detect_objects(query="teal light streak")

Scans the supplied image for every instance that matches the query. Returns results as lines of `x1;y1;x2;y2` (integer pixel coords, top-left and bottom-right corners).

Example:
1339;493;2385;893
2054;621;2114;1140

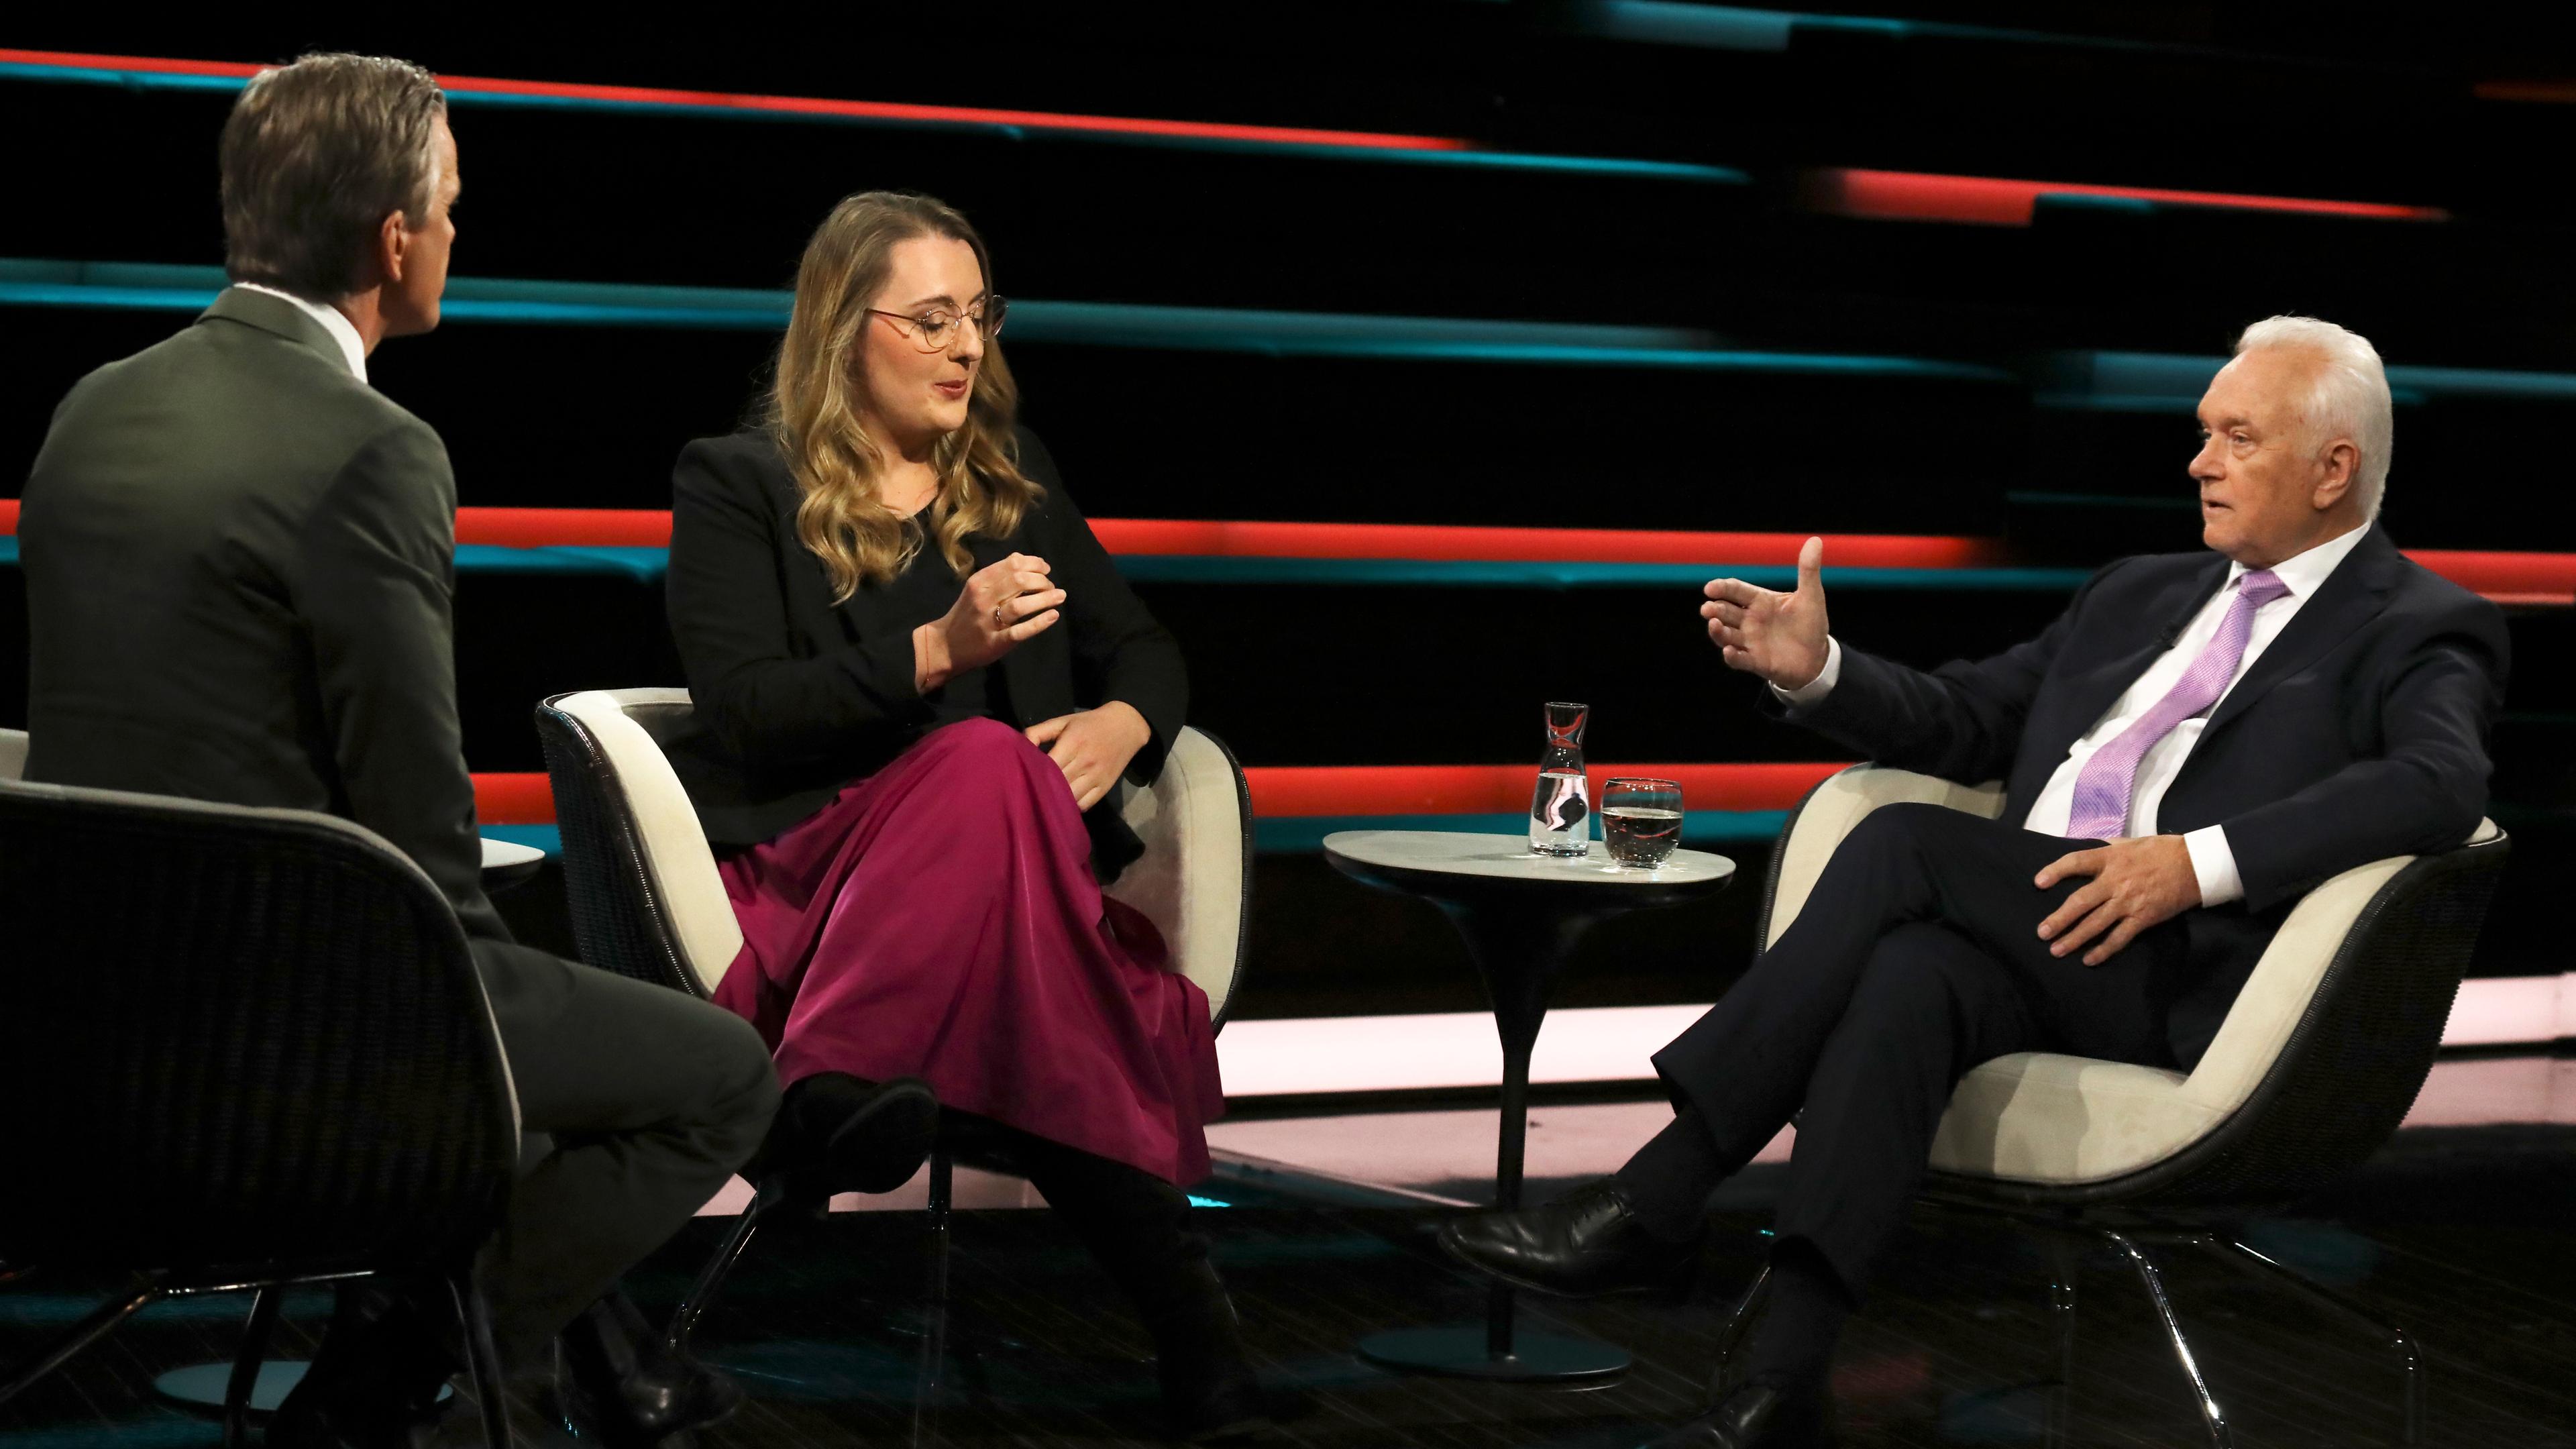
1257;811;1788;852
9;539;2091;594
477;824;563;858
2050;351;2576;407
0;258;2004;375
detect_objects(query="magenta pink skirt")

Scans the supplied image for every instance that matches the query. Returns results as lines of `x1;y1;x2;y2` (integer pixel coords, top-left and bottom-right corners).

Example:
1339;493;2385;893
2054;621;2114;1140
712;717;1224;1183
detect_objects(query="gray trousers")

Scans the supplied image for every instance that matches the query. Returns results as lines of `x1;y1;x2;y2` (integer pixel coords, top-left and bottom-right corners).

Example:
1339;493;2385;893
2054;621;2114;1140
470;939;778;1365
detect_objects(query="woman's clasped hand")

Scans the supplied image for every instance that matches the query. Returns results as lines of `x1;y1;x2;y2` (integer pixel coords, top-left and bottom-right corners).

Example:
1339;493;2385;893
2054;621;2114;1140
913;551;1064;690
1024;702;1152;810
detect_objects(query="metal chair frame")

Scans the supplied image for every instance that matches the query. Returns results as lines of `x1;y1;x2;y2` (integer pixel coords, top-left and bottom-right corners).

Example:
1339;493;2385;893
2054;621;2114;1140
1711;1203;2426;1449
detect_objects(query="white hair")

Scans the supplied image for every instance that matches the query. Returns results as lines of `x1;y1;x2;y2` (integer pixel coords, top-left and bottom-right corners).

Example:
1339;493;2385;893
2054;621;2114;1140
2230;315;2394;521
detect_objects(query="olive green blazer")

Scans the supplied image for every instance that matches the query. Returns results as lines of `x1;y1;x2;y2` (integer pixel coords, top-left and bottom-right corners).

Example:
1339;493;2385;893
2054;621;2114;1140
20;286;504;942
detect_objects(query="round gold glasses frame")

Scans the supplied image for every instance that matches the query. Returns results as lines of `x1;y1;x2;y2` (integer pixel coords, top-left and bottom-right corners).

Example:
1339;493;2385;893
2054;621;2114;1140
867;297;1010;354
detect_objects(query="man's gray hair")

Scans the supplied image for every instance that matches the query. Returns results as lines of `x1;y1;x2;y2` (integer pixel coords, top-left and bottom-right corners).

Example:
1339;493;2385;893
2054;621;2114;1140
220;54;445;301
2232;315;2394;521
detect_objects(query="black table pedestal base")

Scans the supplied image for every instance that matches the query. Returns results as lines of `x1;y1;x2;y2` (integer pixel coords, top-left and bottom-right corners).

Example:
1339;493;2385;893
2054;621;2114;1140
1322;832;1734;1393
1355;1325;1630;1385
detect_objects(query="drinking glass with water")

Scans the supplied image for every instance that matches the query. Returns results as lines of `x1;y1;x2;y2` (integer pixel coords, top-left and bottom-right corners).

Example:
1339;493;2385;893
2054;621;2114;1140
1602;777;1683;869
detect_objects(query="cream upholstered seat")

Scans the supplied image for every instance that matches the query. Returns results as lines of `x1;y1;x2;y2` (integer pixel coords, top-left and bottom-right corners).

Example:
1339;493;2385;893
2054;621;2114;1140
0;728;27;782
531;688;1253;1350
1733;763;2509;1448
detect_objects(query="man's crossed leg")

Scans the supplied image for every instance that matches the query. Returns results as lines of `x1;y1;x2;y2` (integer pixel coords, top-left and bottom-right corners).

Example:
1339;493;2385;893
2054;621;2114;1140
1442;804;2197;1446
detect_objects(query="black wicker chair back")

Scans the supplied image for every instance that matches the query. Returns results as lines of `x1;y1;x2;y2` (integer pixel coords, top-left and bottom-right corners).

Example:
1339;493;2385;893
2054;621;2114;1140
0;776;519;1275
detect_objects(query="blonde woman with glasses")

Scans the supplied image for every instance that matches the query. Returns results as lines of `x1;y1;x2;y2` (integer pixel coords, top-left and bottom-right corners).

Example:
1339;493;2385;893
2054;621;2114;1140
664;192;1265;1441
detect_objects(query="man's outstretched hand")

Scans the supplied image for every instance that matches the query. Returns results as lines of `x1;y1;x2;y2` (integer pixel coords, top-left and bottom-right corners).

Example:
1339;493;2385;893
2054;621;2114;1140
1704;536;1831;691
2035;835;2200;966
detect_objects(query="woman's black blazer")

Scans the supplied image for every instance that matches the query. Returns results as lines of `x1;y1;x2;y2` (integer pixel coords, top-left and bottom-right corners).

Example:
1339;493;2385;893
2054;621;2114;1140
663;425;1187;873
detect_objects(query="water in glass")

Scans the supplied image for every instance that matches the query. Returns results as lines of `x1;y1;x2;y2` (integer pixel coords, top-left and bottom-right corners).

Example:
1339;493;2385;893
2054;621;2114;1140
1529;701;1590;856
1602;777;1682;868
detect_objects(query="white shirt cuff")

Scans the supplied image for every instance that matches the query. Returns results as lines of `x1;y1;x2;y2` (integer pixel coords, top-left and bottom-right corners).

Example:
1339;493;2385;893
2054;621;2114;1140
1768;637;1842;707
2182;825;2243;907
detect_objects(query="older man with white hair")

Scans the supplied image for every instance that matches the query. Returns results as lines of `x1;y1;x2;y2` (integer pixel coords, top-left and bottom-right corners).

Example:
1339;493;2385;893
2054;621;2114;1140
1438;316;2508;1448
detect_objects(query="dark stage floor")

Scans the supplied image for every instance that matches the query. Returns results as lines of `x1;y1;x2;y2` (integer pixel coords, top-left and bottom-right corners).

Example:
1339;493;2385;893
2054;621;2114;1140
7;1114;2576;1448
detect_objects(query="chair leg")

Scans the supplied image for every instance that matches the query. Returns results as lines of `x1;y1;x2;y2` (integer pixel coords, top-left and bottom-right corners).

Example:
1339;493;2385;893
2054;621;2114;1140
2100;1229;2231;1449
445;1265;516;1449
0;1275;164;1407
2042;1235;2080;1449
221;1287;283;1449
916;1147;955;1401
665;1174;790;1355
2212;1236;2424;1446
1706;1260;1774;1402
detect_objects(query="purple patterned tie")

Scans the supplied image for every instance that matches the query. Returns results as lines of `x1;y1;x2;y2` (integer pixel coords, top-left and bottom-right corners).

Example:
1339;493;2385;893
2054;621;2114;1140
2064;568;2292;841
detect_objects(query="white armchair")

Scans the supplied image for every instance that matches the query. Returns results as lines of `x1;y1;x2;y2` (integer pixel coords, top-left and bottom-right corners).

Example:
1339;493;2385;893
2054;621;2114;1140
1727;763;2508;1448
530;688;1253;1348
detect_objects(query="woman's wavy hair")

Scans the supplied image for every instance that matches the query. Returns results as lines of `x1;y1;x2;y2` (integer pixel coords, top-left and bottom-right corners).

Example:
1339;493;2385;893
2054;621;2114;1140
767;191;1042;601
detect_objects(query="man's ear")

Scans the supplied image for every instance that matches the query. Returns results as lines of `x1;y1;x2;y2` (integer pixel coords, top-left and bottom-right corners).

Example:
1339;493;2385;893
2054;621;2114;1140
374;209;411;287
2312;439;2359;511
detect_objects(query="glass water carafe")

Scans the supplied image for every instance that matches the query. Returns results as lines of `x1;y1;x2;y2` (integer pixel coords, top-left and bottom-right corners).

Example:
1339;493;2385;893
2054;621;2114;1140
1528;700;1591;856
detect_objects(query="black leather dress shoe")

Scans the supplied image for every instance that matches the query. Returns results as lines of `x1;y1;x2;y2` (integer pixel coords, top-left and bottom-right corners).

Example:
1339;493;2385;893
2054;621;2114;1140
555;1290;744;1448
1436;1178;1704;1298
1636;1381;1831;1448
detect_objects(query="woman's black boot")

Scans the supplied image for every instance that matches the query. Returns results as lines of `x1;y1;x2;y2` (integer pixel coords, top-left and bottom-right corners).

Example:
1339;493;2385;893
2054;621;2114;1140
760;1071;940;1198
1013;1135;1274;1442
1142;1258;1272;1442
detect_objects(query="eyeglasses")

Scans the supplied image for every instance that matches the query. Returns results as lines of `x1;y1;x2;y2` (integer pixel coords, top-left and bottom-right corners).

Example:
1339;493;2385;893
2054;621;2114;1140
867;297;1008;353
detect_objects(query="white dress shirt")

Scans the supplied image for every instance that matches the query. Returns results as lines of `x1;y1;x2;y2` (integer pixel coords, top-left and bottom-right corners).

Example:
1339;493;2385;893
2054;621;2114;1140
1776;524;2373;906
229;282;368;383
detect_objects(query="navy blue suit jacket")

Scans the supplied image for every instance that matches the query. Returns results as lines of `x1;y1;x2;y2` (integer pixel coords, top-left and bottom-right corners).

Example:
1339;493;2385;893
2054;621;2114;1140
1779;526;2508;1062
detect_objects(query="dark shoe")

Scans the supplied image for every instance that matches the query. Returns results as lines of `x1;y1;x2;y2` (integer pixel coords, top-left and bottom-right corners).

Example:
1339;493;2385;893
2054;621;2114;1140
268;1286;453;1448
1148;1260;1277;1444
1637;1380;1831;1448
264;1393;445;1449
555;1289;744;1448
1170;1377;1274;1444
1437;1178;1705;1298
773;1072;939;1195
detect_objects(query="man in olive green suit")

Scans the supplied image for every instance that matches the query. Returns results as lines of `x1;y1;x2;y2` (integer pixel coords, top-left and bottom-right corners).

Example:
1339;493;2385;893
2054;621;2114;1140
20;55;780;1447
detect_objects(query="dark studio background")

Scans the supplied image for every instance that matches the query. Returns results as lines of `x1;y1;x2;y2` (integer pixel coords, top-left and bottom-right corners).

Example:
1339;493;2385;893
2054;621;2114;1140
4;1;2573;1021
